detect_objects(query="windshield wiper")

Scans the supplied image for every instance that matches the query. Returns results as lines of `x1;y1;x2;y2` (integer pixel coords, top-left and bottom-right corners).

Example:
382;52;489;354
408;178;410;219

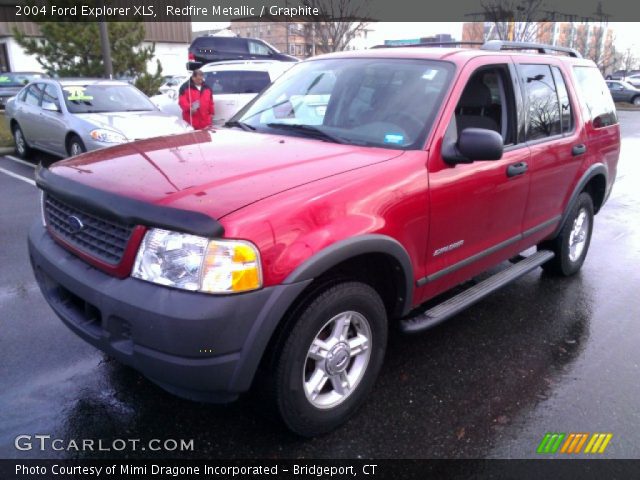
224;120;255;131
266;123;344;144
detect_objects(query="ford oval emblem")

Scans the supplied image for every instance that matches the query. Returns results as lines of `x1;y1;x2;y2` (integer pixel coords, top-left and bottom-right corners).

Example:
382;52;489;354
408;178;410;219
67;215;84;234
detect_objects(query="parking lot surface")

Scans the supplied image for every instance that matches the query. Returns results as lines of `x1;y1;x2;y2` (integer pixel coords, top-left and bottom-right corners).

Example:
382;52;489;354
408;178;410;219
1;112;639;459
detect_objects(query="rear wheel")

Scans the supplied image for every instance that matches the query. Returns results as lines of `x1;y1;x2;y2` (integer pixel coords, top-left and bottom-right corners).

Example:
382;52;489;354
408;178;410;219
13;124;31;159
273;282;387;437
67;135;86;157
539;192;594;276
632;96;640;106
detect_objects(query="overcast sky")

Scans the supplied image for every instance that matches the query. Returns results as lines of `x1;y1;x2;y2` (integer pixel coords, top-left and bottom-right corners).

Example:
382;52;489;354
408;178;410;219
192;22;638;50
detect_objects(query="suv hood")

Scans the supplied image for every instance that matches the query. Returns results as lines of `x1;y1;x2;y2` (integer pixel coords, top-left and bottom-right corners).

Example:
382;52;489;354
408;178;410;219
75;111;191;139
48;128;404;219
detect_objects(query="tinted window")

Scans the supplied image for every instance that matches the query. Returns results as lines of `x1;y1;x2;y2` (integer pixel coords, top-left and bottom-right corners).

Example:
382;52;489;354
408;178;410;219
573;66;617;127
205;71;271;94
248;40;271;56
521;64;561;140
192;37;248;54
551;66;573;134
24;83;44;106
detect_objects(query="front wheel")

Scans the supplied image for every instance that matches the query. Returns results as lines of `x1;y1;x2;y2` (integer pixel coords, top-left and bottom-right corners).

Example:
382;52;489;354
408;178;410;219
273;282;387;437
539;192;594;276
632;96;640;106
67;135;86;157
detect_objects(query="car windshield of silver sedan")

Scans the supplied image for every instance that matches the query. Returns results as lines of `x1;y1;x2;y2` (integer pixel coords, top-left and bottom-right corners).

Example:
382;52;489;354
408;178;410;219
233;58;453;149
62;84;156;114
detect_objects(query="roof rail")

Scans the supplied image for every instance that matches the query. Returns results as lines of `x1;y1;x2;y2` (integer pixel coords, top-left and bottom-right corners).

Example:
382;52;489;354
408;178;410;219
481;40;582;58
371;41;483;49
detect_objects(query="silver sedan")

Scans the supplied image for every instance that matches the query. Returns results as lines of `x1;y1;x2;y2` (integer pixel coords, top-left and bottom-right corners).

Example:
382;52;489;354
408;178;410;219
5;78;192;158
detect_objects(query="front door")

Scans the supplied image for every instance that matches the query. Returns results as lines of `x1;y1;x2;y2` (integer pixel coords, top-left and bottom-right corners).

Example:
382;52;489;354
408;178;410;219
421;59;531;300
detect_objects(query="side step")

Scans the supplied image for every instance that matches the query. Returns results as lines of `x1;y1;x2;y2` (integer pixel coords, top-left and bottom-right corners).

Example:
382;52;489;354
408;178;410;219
400;250;555;334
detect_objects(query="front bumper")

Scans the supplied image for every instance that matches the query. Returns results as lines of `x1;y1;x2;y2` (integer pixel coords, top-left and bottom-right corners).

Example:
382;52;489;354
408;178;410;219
28;222;309;402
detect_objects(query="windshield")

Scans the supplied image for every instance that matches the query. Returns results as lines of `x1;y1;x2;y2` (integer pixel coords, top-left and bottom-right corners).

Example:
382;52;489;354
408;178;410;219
62;84;156;113
0;73;44;87
233;58;454;149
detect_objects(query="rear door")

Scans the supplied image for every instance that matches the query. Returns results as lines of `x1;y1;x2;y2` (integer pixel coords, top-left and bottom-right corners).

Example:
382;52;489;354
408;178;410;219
423;58;531;299
517;61;584;234
15;82;45;144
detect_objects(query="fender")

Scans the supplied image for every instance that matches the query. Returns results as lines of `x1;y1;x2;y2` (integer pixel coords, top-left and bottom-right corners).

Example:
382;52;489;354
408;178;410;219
551;163;608;238
283;234;415;316
228;234;415;392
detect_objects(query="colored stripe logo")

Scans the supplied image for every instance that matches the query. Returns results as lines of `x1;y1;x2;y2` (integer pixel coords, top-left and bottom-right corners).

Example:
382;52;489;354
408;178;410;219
537;433;612;454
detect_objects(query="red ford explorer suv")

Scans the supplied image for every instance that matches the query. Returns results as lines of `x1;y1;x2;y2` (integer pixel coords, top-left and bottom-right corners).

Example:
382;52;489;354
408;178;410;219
29;41;620;436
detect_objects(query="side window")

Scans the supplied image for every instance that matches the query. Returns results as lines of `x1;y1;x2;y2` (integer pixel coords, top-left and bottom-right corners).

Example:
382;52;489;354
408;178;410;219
248;40;270;56
573;66;617;127
520;64;561;140
24;83;44;106
449;65;516;146
42;84;60;109
551;66;573;134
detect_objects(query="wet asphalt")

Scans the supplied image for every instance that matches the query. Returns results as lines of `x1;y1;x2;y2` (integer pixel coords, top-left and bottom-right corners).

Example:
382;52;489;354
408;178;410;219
0;112;639;460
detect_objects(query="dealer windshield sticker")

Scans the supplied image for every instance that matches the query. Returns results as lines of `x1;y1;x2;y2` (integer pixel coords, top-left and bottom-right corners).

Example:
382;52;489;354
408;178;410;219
64;86;94;101
0;76;10;83
422;69;439;80
384;133;404;144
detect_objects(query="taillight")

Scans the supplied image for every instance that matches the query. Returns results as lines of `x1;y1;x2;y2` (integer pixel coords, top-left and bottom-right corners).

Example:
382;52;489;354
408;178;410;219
188;52;195;61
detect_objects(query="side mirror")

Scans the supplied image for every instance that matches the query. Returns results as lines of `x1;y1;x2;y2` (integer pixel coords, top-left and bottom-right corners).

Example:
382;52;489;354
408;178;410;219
442;128;503;165
42;101;60;112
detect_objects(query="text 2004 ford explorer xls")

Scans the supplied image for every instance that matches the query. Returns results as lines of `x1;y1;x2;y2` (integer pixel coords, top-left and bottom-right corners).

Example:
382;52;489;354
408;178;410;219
29;41;620;436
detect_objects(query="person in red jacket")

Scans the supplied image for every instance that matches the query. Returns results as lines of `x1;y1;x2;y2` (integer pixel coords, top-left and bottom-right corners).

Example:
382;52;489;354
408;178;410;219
178;70;214;129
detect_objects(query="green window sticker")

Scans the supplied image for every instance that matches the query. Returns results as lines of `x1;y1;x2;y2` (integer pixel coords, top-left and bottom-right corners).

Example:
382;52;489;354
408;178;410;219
0;76;10;83
64;86;94;101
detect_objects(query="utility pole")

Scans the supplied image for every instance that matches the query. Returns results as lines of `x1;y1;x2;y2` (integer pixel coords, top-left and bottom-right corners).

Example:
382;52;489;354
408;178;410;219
97;0;113;78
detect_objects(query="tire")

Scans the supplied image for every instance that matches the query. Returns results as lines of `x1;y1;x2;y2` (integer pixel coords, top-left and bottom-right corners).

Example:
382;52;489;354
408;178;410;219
632;96;640;106
273;282;387;437
67;135;86;157
538;192;594;276
13;124;31;159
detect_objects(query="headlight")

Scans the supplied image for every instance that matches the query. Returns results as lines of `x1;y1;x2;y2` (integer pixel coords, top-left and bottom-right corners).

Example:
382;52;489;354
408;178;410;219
90;129;126;143
132;228;262;294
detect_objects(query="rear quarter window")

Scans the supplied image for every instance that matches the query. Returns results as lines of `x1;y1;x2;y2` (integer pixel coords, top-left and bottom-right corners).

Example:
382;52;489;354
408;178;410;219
572;66;617;127
205;70;271;94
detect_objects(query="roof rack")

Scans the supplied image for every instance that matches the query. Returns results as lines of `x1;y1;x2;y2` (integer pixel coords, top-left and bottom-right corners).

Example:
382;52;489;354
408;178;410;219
480;40;582;58
371;41;483;49
371;40;582;58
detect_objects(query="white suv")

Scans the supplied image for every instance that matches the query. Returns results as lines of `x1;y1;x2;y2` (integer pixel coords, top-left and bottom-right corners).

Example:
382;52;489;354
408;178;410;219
151;60;295;126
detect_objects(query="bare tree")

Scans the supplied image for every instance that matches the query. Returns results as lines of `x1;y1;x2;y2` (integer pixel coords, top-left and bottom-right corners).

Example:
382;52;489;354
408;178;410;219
302;0;370;53
621;48;638;72
481;0;544;42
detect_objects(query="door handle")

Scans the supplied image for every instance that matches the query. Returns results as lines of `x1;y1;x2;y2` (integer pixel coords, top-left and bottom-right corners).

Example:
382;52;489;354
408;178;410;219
572;144;587;156
507;161;528;178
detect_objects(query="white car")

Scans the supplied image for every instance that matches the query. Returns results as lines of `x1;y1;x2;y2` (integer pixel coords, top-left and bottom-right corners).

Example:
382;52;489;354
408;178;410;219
151;60;295;126
158;74;189;95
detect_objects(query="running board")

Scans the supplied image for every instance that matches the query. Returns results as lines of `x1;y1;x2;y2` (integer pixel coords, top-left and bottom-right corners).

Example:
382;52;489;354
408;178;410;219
400;250;555;334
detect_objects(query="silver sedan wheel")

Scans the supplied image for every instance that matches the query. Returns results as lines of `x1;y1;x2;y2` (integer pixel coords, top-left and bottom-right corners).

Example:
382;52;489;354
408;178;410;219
70;142;83;156
303;310;372;409
634;97;640;106
568;207;590;262
15;128;26;155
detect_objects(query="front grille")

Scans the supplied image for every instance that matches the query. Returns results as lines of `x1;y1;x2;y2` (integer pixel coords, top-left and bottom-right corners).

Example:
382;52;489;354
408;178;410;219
44;194;134;265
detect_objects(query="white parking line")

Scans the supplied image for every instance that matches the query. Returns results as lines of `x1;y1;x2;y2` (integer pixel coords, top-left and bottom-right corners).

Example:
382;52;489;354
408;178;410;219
0;167;36;186
5;155;36;169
